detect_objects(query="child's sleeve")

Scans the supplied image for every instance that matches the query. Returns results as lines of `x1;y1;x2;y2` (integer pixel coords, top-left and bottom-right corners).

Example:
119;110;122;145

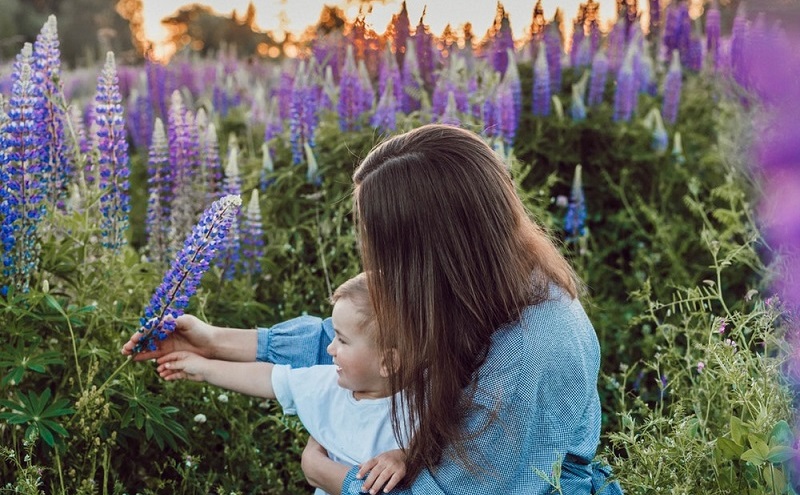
256;315;335;367
270;364;296;414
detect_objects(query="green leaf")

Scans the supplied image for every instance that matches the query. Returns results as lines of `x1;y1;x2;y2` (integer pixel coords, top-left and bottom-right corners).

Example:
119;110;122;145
769;420;794;447
748;434;771;459
740;448;766;466
717;437;745;460
766;446;796;464
731;416;749;445
43;294;65;315
763;465;787;494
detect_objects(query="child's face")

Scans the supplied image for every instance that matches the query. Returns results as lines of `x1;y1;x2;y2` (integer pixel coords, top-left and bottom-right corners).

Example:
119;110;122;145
327;297;388;400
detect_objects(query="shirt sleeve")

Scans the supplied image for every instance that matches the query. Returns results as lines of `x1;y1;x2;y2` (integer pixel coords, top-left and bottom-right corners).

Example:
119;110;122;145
255;315;335;367
270;364;296;415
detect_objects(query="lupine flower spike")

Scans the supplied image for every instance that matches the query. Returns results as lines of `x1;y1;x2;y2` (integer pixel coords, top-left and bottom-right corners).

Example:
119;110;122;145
94;51;130;251
259;142;275;191
304;142;322;186
241;190;265;278
532;43;551;117
662;50;683;125
218;143;242;280
565;164;587;242
0;44;47;295
134;195;242;353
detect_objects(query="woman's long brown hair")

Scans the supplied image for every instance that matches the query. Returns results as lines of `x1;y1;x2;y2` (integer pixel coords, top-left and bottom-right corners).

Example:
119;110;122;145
353;124;580;481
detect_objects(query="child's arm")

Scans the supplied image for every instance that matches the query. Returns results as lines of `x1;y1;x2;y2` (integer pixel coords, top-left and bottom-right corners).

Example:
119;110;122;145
156;351;276;399
356;449;407;494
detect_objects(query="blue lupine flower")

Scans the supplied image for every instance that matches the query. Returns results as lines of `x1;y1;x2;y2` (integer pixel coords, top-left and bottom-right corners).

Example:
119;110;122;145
705;2;721;71
564;165;586;241
218;145;242;280
662;50;682;125
196;109;221;206
289;65;319;165
134;194;242;353
33;15;70;211
145;118;171;263
259;143;276;191
167;90;200;243
607;18;626;74
544;23;562;94
496;82;516;147
532;44;551;117
371;78;398;133
587;50;609;107
570;84;587;122
613;48;636;122
304;142;322;187
0;43;48;295
241;190;265;278
94;52;130;251
400;42;422;113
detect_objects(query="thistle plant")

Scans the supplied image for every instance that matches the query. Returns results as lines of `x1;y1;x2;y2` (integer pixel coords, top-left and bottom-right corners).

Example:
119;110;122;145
0;44;47;295
94;52;130;251
134;194;242;353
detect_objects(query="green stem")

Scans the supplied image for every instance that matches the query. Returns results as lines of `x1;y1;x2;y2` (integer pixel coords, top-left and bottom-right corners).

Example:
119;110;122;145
55;447;65;495
96;356;132;397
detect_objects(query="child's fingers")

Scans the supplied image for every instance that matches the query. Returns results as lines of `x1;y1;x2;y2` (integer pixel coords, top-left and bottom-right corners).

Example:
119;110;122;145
357;458;378;479
365;469;393;495
382;472;403;493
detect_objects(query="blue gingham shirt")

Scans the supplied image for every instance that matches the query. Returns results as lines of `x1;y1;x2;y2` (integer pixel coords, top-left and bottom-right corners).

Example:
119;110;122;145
257;287;622;495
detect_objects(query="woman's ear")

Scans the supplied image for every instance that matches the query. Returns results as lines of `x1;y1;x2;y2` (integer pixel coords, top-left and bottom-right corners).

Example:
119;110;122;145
379;348;400;378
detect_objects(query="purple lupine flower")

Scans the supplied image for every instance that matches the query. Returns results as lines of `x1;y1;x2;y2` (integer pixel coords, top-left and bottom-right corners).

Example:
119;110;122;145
439;91;461;127
730;6;748;87
575;37;592;69
532;44;551;117
126;88;153;152
608;18;627;74
687;35;703;72
259;143;276;191
145;118;171;263
357;60;376;117
570;17;585;68
338;47;362;132
0;44;48;295
218;146;242;280
587;50;609;106
570;83;587;121
379;45;403;110
648;0;661;36
134;194;242;353
564;165;586;241
544;23;562;94
263;96;282;142
94;52;130;251
400;42;423;113
289;67;319;165
392;1;411;70
276;70;294;120
482;88;499;139
504;50;522;122
241;190;265;278
496;82;516;147
613;48;636;122
33;15;71;211
705;2;721;71
638;47;657;96
167;90;201;245
492;12;515;75
371;77;398;133
196;109;222;206
145;58;170;120
662;50;682;125
415;12;435;87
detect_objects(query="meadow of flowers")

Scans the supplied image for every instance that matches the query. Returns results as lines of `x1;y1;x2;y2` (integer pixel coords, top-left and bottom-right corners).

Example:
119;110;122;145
1;1;798;493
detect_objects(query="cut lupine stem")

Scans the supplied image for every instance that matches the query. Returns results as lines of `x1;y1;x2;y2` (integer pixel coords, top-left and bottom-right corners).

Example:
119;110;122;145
134;194;242;353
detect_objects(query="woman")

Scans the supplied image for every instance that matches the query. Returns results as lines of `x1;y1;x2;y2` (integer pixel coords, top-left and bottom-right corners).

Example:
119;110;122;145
124;124;620;494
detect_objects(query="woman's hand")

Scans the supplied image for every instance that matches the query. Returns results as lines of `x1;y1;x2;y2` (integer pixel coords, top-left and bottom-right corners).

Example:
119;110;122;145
302;436;349;495
121;314;215;361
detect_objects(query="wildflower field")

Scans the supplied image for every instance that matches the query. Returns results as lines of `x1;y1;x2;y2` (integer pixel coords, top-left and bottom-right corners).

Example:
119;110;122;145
1;1;799;493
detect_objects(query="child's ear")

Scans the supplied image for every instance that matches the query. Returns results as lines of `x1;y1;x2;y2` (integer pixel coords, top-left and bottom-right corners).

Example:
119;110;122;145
379;348;400;378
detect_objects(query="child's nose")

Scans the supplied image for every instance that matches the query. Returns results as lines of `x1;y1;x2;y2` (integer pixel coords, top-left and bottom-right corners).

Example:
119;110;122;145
326;341;335;356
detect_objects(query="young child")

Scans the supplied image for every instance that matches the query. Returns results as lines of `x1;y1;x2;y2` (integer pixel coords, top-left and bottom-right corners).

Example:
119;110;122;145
155;273;406;495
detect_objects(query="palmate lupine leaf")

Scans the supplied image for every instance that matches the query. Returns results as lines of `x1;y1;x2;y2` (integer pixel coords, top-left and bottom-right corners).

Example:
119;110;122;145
134;194;241;353
0;388;74;446
0;340;64;386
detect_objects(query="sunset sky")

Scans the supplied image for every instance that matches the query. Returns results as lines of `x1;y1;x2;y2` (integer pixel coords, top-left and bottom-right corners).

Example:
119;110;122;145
140;0;628;46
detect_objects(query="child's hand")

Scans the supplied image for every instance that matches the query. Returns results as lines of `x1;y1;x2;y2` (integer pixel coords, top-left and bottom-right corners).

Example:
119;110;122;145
156;351;209;382
357;449;407;494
